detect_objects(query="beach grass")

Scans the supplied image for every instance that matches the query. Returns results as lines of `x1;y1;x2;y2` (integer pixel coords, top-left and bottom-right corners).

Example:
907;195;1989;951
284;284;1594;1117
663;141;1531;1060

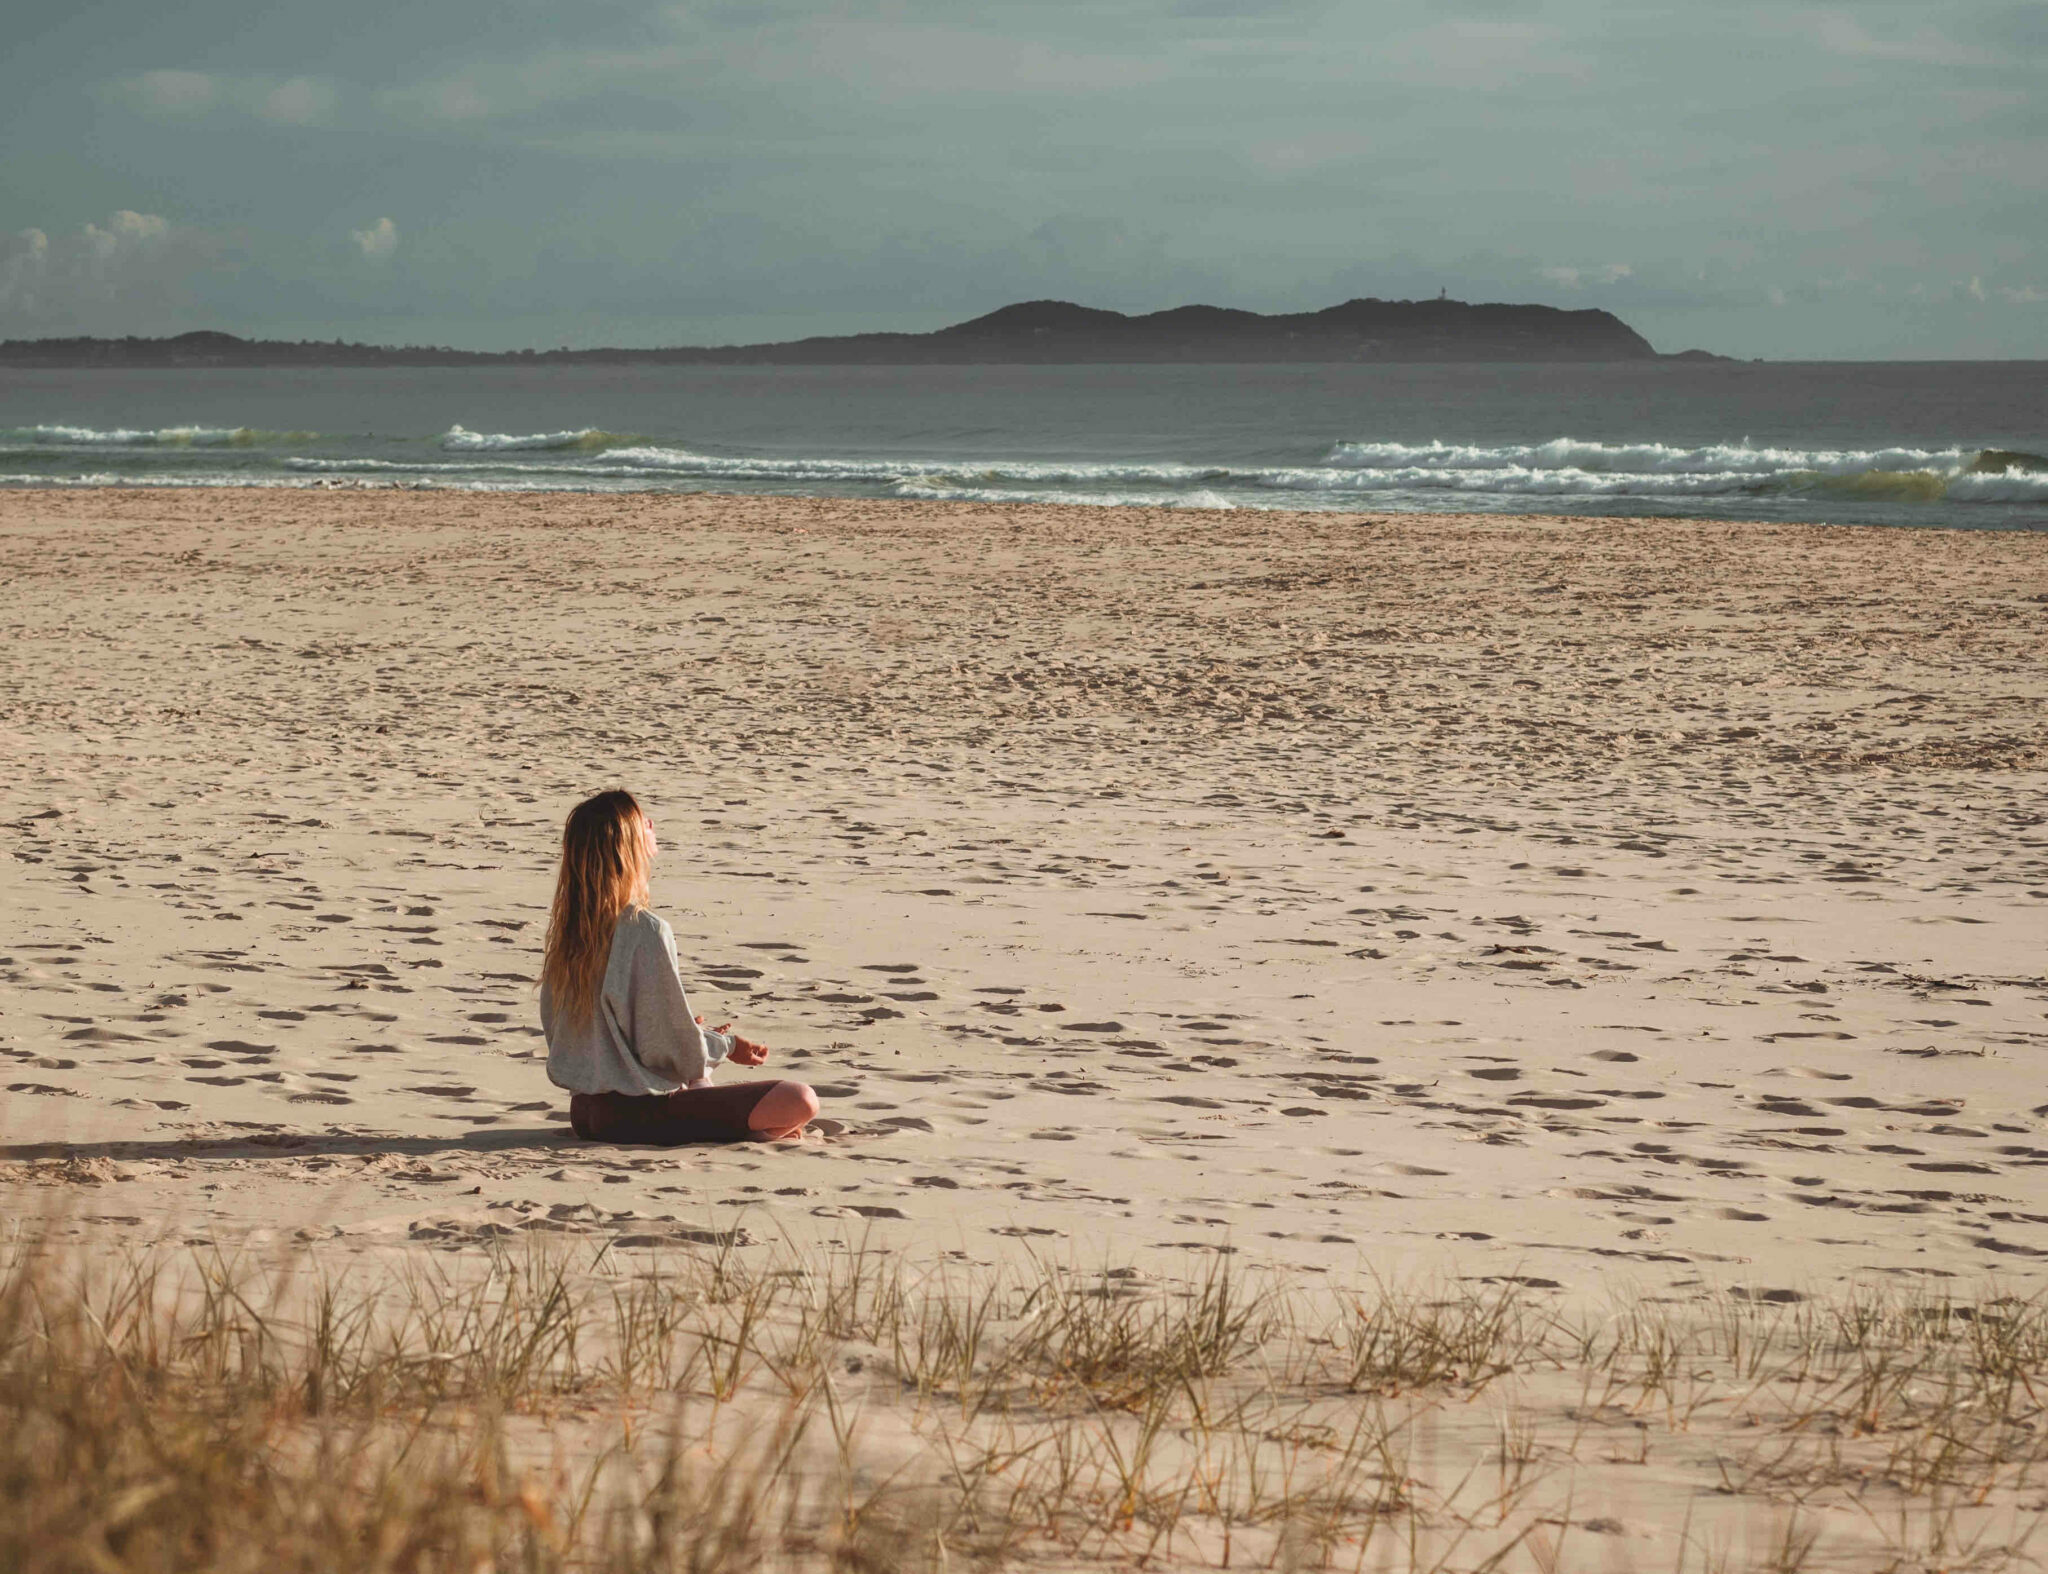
6;1219;2047;1572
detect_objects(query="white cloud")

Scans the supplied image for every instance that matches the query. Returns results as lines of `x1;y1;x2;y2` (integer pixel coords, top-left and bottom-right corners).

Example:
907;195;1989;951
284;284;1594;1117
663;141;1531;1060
0;211;184;329
119;70;337;125
259;77;337;124
2000;285;2047;304
0;229;51;312
1539;262;1632;289
84;211;169;261
133;69;217;112
351;217;400;260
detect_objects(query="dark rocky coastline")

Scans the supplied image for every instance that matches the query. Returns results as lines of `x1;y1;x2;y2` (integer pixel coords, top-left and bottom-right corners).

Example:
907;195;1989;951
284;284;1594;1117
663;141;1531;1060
0;296;1696;367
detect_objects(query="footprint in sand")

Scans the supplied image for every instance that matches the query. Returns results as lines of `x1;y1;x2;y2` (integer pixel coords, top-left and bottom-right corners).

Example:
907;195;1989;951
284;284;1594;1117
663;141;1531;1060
63;1025;148;1045
1509;1093;1607;1110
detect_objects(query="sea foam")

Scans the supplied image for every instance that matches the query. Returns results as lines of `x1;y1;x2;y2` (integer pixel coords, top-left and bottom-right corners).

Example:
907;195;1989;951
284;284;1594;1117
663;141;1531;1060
440;425;631;452
4;424;294;447
1323;438;1978;477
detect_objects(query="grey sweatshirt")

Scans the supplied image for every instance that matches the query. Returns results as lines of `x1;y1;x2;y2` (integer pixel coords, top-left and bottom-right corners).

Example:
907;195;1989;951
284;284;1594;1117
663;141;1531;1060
540;908;735;1096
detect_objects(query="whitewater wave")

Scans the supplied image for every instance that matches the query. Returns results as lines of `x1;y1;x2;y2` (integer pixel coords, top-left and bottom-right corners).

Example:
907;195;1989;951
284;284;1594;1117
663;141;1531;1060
1324;438;1979;477
440;425;633;452
2;423;2039;517
0;469;653;493
893;477;1240;509
286;456;497;474
599;447;1242;486
4;424;305;447
1304;438;2048;505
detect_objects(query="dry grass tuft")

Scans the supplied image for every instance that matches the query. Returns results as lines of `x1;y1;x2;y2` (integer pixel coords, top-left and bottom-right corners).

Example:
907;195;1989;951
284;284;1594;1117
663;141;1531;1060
6;1220;2048;1570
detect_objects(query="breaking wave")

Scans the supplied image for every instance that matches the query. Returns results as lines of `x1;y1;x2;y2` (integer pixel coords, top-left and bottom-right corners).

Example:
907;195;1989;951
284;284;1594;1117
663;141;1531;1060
3;424;305;447
439;425;633;452
893;477;1239;509
1;417;2039;522
1324;438;1980;476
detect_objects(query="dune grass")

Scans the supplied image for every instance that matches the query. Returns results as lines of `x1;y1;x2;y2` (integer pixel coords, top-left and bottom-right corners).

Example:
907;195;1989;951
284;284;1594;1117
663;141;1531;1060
4;1219;2047;1571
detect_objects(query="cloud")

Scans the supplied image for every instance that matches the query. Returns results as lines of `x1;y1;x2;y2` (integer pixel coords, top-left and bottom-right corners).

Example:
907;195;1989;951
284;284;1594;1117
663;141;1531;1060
133;69;217;112
413;79;493;121
0;229;51;312
259;77;337;124
1539;262;1632;289
351;217;400;260
0;211;192;330
83;210;168;261
2000;284;2047;304
118;70;338;125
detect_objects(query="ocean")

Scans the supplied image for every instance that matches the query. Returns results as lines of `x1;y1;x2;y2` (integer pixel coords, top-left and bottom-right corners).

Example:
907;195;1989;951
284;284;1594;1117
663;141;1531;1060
1;359;2042;532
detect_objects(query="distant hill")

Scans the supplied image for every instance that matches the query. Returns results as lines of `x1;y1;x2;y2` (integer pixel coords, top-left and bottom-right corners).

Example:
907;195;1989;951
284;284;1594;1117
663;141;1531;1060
0;297;1695;367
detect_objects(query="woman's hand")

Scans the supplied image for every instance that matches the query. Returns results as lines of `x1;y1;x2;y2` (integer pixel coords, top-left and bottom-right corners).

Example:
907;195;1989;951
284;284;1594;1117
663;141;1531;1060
699;1012;769;1066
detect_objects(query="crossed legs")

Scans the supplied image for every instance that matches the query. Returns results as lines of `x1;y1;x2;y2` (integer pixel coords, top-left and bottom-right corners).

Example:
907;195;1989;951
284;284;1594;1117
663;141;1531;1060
569;1079;820;1145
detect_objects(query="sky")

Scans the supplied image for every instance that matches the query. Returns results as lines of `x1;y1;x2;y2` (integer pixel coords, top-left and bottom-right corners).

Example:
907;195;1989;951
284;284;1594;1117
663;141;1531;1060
2;0;2044;358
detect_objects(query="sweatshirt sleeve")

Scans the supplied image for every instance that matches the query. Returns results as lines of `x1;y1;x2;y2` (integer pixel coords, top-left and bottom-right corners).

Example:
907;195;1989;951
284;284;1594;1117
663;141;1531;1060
618;915;721;1085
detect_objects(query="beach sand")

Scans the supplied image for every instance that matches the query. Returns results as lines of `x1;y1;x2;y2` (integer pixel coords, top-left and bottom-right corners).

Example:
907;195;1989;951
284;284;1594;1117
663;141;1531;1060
5;488;2047;1565
4;486;2046;1287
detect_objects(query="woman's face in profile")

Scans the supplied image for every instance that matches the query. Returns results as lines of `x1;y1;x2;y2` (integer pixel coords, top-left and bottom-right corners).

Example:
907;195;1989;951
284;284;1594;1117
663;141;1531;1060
641;813;659;863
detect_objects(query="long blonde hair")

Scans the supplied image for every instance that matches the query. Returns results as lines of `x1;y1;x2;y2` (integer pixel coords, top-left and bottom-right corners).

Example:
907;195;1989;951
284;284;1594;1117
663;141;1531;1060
542;790;653;1026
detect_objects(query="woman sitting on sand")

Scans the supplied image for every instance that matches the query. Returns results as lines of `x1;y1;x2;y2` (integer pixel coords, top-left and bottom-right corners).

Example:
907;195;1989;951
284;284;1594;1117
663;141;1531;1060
540;790;819;1144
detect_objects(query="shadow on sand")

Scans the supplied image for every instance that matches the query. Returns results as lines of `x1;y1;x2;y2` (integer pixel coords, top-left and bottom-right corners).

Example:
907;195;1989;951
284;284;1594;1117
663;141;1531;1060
0;1126;585;1165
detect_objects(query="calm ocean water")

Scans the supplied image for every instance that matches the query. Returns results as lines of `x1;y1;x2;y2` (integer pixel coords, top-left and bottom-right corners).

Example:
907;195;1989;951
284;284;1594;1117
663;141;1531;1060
1;360;2043;531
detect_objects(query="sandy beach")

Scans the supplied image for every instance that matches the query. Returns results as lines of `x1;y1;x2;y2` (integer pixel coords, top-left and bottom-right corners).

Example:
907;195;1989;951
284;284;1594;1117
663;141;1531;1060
5;487;2047;1566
